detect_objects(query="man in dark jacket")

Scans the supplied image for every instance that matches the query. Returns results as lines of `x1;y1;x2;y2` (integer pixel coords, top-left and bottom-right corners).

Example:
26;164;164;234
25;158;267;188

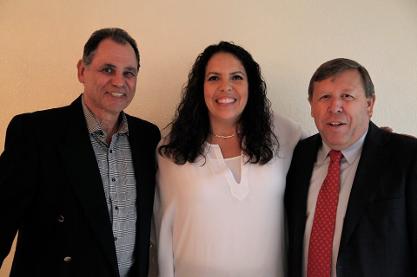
285;58;417;277
0;27;161;277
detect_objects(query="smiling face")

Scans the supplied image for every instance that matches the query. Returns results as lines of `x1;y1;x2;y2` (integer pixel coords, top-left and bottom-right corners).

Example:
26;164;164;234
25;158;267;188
203;52;248;128
77;38;138;122
310;69;375;150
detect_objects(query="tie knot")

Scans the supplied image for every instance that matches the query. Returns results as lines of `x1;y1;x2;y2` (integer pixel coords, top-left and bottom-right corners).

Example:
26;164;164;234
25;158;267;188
329;150;342;162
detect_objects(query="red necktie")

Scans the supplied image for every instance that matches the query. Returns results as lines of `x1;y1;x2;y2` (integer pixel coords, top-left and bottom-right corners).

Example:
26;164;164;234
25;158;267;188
307;150;342;277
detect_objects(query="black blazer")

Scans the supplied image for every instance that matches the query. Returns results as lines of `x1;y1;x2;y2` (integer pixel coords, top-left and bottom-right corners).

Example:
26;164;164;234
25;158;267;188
285;122;417;277
0;97;161;277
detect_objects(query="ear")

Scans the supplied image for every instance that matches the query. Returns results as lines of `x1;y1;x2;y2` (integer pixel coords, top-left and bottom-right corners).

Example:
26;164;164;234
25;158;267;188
367;95;376;117
309;97;314;117
77;60;86;83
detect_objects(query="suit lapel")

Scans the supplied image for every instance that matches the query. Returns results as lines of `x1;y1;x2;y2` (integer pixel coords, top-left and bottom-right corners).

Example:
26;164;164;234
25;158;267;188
58;97;119;274
339;122;389;251
127;116;158;274
127;116;154;233
297;135;322;231
291;135;322;260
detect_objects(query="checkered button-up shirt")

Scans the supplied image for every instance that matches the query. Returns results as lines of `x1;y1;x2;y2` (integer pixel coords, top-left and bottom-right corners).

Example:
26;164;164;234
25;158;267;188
82;100;137;277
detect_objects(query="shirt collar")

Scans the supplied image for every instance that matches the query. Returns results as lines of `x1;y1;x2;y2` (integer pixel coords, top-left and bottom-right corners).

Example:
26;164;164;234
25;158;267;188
317;131;367;165
81;95;129;137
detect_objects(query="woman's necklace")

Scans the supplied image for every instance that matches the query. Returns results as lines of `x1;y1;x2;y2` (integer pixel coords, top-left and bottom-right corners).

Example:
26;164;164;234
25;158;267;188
213;133;236;139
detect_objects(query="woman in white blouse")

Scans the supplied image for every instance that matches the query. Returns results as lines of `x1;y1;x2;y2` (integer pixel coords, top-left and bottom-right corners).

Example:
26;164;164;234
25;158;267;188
154;42;303;277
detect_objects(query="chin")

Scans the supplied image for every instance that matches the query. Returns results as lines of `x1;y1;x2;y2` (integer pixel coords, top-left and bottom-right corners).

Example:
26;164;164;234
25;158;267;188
323;137;347;149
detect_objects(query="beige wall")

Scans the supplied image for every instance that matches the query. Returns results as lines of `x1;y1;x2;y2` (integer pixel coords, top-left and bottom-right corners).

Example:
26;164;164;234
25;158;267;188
1;0;416;275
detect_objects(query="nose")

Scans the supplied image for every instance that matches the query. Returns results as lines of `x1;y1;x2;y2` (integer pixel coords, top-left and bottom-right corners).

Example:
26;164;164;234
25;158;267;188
111;73;125;88
219;79;232;92
328;98;343;113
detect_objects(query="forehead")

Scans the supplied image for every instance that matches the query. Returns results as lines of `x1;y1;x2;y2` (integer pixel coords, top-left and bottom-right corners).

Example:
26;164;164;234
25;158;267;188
206;52;245;71
313;69;364;92
91;38;138;68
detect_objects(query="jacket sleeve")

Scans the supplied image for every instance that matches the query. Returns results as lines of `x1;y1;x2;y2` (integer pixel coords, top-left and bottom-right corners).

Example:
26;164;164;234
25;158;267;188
406;145;417;275
0;114;38;265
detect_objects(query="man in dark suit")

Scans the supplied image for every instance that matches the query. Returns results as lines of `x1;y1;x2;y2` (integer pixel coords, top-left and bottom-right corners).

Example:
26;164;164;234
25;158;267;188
0;28;160;277
285;58;417;277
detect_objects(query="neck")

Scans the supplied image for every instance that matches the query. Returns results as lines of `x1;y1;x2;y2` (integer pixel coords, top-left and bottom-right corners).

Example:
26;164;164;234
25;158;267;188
210;131;241;158
100;116;119;135
83;100;120;138
210;120;238;138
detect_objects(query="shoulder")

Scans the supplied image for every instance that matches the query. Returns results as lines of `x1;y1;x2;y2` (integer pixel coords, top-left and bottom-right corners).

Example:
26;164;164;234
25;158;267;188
156;136;207;167
387;130;417;147
126;114;161;140
368;122;417;154
126;114;159;131
291;133;321;159
297;132;321;147
272;112;303;148
156;136;182;165
382;130;417;156
8;104;73;130
4;105;74;150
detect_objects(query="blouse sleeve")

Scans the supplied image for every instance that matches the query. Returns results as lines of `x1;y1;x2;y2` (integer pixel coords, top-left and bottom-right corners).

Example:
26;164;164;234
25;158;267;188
154;152;176;277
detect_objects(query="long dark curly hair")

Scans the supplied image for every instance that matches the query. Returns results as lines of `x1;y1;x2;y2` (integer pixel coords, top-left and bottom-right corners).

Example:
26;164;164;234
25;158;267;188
159;41;278;165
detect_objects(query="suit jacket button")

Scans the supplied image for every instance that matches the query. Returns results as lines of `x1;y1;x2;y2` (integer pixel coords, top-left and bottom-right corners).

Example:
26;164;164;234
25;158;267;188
63;256;72;263
57;215;65;223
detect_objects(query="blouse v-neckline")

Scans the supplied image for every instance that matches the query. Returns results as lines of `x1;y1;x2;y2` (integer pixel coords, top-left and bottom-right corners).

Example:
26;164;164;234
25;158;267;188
206;143;249;200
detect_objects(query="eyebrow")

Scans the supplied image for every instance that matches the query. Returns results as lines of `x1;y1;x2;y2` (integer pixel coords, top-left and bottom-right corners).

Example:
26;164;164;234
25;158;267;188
231;71;246;75
206;71;246;76
101;64;137;73
124;66;138;73
101;63;116;69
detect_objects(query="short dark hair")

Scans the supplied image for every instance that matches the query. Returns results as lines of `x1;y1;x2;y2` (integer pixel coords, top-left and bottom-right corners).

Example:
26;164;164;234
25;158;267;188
82;27;140;69
308;58;375;100
159;41;278;165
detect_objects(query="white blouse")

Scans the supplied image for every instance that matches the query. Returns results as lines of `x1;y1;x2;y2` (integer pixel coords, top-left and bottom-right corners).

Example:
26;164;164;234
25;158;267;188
154;114;303;277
